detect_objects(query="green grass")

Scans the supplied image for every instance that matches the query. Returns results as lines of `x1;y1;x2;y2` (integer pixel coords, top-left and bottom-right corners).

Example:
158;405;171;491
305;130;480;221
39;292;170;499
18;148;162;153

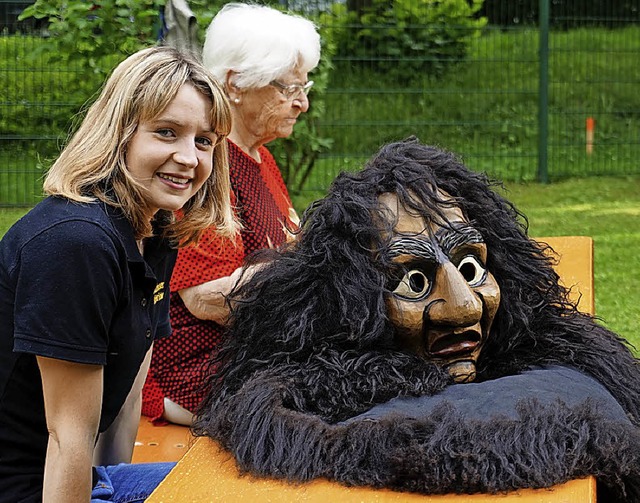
0;149;46;206
501;176;640;353
0;208;29;233
291;175;640;354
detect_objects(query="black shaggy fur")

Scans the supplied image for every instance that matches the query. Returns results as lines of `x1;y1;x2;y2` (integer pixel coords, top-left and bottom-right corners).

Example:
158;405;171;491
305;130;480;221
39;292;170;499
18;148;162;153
194;139;640;501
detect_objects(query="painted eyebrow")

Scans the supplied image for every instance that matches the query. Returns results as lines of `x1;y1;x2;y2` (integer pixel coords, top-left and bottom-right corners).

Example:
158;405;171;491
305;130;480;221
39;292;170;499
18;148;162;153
436;224;484;256
388;237;437;261
387;224;484;262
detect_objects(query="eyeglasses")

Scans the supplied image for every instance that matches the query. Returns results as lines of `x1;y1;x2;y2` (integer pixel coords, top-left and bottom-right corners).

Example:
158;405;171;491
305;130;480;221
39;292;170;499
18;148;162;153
269;80;314;100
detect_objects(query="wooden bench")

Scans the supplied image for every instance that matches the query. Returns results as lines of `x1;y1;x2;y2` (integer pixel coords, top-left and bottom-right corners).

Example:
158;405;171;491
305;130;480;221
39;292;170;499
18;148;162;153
131;417;193;464
137;236;597;502
147;438;596;502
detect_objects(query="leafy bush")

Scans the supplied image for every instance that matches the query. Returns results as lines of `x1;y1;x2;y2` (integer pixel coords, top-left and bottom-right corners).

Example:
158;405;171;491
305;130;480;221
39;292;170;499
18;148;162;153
19;0;163;76
332;0;486;80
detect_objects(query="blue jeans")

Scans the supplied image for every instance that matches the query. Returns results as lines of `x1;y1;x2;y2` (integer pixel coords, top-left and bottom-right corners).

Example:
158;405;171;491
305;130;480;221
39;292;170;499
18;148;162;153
91;462;176;503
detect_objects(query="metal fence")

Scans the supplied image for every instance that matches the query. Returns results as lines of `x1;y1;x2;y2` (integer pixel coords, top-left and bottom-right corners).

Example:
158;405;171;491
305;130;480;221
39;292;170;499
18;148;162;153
1;0;639;206
306;0;640;191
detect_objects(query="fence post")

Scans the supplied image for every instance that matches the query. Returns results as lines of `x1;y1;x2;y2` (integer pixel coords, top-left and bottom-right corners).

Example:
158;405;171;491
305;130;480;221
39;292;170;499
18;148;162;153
538;0;550;183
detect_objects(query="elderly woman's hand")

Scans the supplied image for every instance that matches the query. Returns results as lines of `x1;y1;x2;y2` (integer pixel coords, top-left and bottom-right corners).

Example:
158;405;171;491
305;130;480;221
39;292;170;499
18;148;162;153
178;265;263;324
284;208;301;244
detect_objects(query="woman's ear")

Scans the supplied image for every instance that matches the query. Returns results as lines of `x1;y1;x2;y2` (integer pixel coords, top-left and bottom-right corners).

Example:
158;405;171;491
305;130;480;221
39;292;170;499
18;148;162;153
225;71;241;103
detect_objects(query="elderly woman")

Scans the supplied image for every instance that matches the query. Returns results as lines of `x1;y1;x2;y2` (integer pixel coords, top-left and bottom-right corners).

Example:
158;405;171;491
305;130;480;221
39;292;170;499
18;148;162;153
142;3;321;425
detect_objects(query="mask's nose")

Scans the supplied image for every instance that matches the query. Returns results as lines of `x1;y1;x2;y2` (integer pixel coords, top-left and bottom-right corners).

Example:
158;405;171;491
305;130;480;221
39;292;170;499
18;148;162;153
426;262;483;327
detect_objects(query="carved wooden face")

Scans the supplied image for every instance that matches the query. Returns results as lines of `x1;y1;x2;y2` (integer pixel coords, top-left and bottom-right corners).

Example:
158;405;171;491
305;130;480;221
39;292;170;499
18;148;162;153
380;192;500;383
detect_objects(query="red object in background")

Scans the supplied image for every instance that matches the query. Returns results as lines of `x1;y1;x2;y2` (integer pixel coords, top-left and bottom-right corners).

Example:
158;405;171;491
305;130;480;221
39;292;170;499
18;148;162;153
586;117;595;155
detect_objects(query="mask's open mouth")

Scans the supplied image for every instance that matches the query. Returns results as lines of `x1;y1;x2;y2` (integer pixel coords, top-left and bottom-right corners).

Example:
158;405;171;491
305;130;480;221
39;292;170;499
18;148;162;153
427;331;481;359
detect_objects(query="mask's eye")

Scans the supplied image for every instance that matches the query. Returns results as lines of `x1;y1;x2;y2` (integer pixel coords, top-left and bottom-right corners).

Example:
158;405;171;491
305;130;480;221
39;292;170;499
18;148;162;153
393;270;430;300
458;255;487;287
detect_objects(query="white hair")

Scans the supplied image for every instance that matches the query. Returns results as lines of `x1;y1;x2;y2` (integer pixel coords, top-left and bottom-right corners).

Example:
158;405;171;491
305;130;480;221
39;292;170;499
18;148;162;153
202;3;321;89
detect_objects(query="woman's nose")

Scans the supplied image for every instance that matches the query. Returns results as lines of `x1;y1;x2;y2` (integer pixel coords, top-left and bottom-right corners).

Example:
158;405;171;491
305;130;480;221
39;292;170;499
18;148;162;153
173;140;199;168
293;93;310;112
426;262;483;327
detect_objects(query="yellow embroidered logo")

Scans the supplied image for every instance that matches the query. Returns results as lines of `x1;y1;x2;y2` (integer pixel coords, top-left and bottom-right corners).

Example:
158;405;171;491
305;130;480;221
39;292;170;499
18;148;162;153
153;282;165;304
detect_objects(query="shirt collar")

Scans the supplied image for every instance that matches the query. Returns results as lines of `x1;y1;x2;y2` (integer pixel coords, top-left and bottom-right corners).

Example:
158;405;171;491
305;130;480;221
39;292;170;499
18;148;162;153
102;203;173;265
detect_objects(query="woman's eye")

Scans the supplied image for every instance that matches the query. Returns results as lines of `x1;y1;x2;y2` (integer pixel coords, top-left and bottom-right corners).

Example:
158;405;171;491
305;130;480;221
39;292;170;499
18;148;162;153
458;255;487;287
393;270;430;300
196;136;213;148
156;129;174;138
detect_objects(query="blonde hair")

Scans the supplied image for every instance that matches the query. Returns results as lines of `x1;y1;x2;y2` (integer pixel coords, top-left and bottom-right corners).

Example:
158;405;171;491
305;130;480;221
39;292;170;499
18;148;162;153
44;45;237;246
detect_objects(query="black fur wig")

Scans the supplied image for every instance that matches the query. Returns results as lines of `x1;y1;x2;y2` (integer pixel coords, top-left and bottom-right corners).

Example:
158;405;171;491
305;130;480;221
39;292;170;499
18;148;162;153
194;139;640;501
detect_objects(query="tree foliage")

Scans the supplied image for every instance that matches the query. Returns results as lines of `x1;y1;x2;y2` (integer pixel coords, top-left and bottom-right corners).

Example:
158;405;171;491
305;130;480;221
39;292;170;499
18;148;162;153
20;0;164;78
333;0;486;80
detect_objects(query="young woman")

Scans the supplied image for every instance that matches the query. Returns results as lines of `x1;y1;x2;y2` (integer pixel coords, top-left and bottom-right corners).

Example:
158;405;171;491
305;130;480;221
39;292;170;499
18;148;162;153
0;45;236;502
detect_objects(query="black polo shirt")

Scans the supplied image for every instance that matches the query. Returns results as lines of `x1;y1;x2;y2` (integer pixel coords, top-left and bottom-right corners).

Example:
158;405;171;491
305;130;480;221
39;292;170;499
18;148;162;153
0;197;177;502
